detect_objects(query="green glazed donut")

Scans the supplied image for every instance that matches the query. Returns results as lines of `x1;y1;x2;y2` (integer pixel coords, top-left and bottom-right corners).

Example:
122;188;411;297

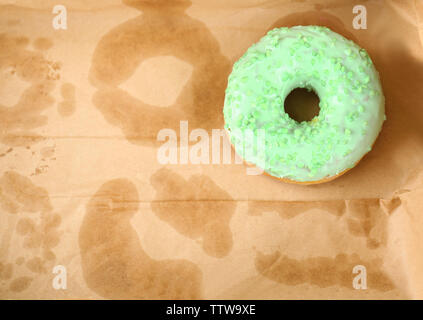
223;25;385;183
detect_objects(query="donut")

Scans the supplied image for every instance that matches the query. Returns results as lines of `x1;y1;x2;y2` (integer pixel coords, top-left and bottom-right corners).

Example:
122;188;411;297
223;26;385;184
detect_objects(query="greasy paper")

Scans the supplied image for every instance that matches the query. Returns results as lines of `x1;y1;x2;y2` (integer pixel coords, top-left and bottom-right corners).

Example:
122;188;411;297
0;0;423;299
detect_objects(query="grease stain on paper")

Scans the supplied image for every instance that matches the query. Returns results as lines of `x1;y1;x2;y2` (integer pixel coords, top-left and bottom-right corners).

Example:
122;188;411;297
57;82;76;117
255;251;394;291
89;0;231;146
0;171;61;294
33;37;53;51
248;197;400;249
79;178;203;299
0;33;60;147
150;168;235;258
8;276;32;292
0;262;13;280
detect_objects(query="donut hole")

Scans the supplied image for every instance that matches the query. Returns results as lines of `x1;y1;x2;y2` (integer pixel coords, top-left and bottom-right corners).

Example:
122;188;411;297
284;88;320;122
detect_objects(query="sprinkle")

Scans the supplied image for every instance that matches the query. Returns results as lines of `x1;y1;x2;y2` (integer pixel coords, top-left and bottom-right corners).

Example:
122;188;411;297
359;48;368;57
363;76;370;84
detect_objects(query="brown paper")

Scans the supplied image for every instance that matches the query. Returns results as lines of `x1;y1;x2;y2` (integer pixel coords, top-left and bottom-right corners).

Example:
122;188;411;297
1;0;423;299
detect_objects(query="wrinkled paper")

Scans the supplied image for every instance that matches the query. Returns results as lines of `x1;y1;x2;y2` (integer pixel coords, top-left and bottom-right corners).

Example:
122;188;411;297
0;0;423;299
